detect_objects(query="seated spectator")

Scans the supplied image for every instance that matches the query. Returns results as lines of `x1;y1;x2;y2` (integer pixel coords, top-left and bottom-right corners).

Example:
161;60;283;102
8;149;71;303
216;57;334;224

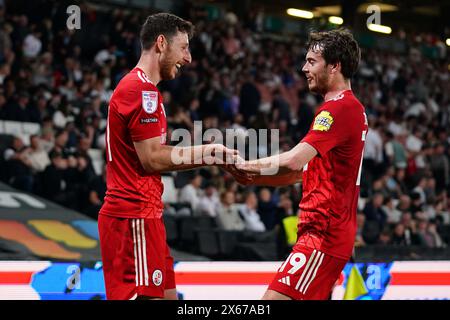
26;134;50;173
391;223;408;246
397;194;411;213
41;150;77;209
51;129;74;158
216;191;245;231
363;192;388;230
257;188;277;230
197;182;220;218
355;212;366;247
84;166;107;220
238;192;266;232
410;191;424;216
378;227;392;245
426;220;446;248
3;91;40;123
178;173;203;214
416;218;430;246
382;196;402;224
394;168;409;196
412;177;427;205
3;136;34;192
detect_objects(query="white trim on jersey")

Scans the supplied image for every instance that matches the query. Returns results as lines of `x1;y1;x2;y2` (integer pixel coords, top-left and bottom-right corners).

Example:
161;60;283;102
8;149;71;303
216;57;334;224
140;219;149;286
129;293;138;300
132;220;139;286
132;219;149;287
295;250;325;293
106;114;112;162
302;251;325;294
137;71;150;83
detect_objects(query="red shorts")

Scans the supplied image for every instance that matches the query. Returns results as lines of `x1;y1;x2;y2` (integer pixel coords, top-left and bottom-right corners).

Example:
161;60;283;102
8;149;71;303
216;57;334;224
98;215;176;300
268;244;347;300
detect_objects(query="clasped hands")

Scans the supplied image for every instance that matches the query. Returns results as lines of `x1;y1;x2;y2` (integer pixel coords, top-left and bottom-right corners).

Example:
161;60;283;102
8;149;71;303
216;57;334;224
205;144;262;185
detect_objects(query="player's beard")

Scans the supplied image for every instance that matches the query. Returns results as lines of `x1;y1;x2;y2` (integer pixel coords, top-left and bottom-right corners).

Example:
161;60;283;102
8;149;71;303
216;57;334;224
160;48;178;81
310;68;329;96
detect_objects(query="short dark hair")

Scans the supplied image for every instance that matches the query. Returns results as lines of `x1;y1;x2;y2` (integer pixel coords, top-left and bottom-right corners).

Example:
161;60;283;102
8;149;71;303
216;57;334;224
140;13;194;50
306;28;361;79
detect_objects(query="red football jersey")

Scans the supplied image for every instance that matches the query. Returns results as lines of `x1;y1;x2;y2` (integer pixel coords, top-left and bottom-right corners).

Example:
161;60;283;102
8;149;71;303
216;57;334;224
99;67;167;219
298;90;368;260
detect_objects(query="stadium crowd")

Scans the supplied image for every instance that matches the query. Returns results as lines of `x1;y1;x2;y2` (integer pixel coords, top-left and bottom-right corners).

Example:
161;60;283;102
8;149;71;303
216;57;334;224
0;1;449;256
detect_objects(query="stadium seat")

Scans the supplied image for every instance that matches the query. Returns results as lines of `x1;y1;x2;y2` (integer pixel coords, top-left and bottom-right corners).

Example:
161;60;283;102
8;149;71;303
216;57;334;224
196;229;220;257
179;216;215;251
22;122;41;135
163;214;178;245
217;230;240;258
178;216;198;248
3;121;22;136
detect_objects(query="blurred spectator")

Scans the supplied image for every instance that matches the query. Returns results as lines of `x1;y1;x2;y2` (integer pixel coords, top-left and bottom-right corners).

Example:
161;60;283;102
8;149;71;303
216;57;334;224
363;117;384;183
216;191;245;231
178;173;203;214
3;136;33;192
197;182;220;218
238;191;266;232
385;130;408;169
26;134;50;173
391;223;409;246
363;192;388;230
84;166;107;220
397;194;411;213
355;213;366;247
382;196;402;224
3;91;40;122
429;143;449;193
41;150;77;208
257;188;277;231
378;227;392;245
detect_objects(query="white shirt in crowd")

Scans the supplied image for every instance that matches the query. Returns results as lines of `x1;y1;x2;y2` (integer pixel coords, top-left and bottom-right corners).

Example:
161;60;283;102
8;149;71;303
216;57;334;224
178;184;202;213
197;192;221;218
238;205;266;232
23;34;42;58
364;128;384;163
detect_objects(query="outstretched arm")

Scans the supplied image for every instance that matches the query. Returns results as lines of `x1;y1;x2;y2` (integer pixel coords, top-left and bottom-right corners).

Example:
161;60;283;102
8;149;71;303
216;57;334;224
236;142;318;176
134;136;237;173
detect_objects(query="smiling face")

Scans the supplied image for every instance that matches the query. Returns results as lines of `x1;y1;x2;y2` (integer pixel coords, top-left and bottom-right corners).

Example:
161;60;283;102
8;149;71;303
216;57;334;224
302;47;330;94
160;31;192;81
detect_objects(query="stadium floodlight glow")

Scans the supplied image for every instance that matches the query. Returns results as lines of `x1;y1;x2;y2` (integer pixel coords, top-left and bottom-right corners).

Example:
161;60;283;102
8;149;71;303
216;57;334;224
446;38;450;47
329;16;343;25
287;8;314;19
367;23;392;34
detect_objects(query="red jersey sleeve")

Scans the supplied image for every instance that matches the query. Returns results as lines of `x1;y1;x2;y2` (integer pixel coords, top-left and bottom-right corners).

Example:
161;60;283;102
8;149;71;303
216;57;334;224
301;102;349;157
126;86;163;142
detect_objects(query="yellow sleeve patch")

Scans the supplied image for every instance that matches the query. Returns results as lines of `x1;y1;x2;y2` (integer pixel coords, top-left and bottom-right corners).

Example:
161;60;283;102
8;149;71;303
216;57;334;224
312;111;334;132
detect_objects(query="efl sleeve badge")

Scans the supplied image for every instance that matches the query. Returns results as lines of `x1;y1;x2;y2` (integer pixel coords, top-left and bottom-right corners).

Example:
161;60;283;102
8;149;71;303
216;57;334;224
142;91;158;114
312;111;334;131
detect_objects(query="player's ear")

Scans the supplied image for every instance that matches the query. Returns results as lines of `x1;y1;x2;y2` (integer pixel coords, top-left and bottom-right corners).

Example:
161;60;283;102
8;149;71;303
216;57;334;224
155;35;167;53
330;61;341;74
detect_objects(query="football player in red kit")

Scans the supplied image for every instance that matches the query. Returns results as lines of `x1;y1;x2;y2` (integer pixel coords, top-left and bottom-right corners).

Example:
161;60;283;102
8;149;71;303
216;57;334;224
98;13;240;300
235;29;368;300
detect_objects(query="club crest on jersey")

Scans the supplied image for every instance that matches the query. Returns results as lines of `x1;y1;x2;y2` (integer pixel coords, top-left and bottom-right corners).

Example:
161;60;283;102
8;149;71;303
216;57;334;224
142;91;158;114
152;269;163;286
313;111;334;132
